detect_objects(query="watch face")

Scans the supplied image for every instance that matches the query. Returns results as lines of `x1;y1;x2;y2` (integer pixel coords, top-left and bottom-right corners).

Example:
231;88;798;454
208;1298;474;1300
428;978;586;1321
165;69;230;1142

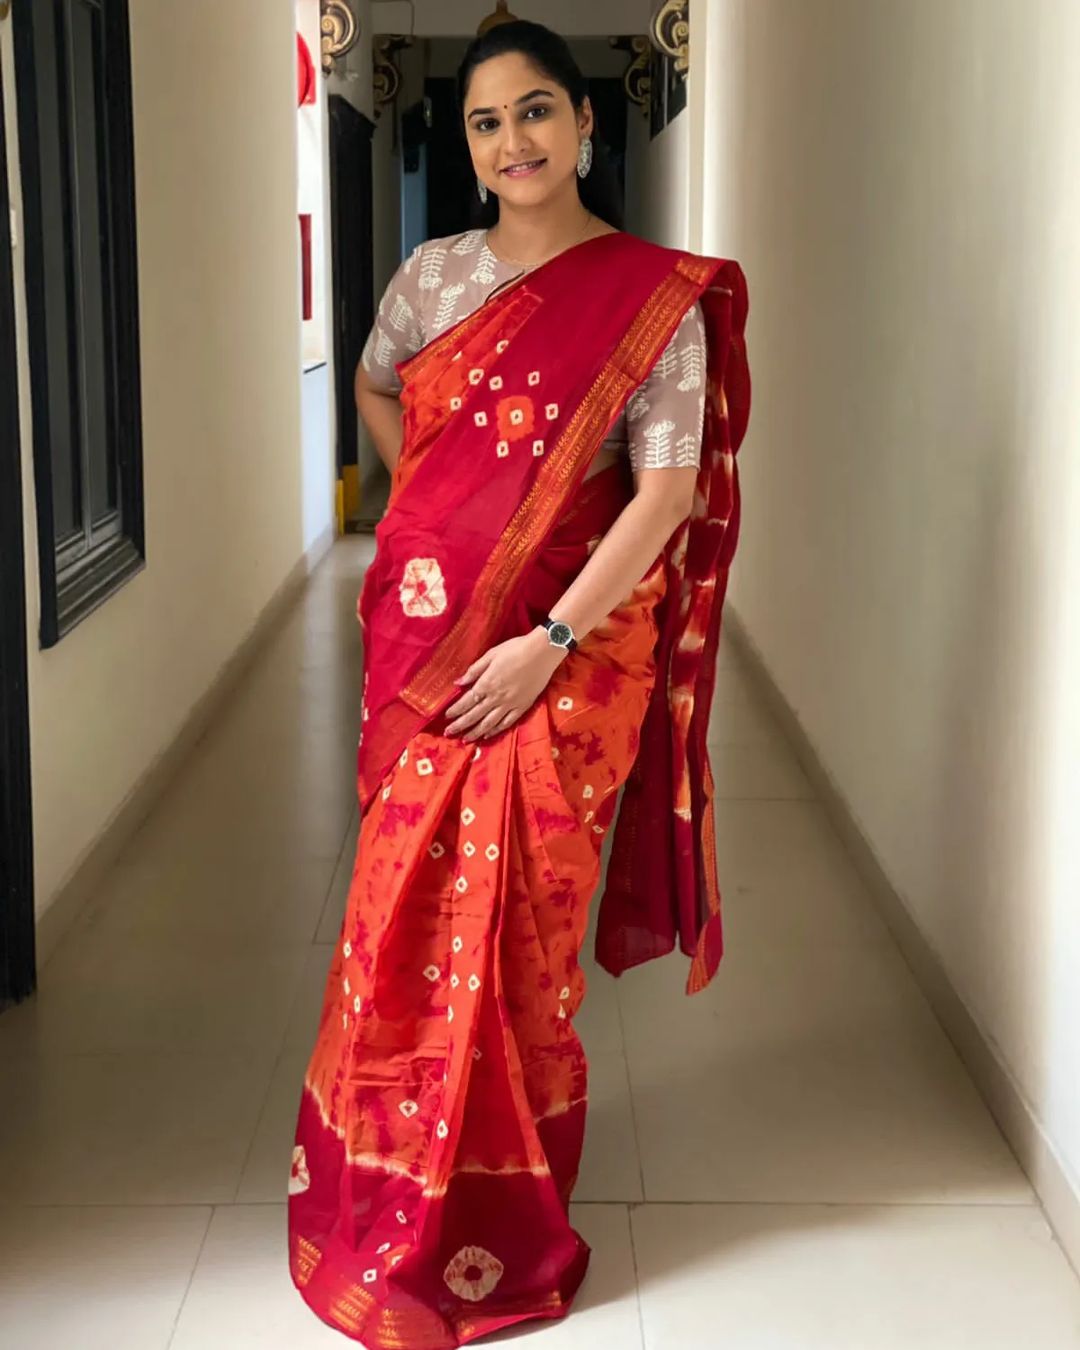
548;622;574;647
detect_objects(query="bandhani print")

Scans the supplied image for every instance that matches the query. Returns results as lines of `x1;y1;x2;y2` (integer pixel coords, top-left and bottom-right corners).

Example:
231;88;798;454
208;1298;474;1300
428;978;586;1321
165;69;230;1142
289;232;750;1348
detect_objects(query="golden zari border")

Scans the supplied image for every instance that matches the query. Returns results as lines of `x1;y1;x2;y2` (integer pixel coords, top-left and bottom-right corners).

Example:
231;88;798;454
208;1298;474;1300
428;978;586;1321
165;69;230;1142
401;255;716;716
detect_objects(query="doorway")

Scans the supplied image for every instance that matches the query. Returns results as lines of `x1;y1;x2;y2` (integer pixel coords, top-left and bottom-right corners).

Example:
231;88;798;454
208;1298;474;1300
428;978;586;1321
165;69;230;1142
0;60;37;1008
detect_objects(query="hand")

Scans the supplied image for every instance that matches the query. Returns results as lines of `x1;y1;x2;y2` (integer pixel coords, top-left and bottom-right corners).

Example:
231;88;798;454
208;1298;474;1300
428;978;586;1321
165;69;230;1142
444;628;565;741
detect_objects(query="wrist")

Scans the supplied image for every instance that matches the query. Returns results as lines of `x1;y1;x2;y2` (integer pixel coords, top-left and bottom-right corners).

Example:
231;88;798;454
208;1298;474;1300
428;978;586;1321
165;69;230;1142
529;624;569;665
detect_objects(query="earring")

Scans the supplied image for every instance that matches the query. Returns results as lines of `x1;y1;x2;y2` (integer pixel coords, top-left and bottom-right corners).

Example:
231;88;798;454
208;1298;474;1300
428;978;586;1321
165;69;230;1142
477;177;488;204
576;138;593;179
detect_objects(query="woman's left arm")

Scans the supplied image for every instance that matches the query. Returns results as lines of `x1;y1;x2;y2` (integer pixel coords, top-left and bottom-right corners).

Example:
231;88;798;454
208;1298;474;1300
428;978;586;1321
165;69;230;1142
444;470;695;741
446;303;707;742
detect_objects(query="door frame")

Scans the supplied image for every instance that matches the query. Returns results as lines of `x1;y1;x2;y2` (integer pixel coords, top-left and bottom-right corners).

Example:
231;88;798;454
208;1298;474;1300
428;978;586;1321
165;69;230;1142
0;56;37;1007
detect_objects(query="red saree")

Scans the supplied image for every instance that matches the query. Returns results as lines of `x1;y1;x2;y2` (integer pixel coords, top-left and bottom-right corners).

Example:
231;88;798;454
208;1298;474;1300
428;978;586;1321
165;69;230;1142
289;232;750;1347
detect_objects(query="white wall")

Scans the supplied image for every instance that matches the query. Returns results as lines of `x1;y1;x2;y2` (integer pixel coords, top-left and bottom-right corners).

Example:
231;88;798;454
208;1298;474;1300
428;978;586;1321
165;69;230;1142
2;1;323;919
698;0;1080;1231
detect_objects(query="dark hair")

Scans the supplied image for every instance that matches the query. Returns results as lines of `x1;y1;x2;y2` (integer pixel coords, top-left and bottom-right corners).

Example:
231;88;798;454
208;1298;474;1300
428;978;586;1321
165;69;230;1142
456;20;624;231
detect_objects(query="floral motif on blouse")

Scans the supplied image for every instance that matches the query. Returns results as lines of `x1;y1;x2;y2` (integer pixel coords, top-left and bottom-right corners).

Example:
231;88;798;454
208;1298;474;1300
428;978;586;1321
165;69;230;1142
361;230;707;472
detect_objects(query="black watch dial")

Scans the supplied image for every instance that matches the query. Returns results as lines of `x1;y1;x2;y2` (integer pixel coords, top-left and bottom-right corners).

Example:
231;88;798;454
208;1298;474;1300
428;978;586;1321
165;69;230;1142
547;621;574;647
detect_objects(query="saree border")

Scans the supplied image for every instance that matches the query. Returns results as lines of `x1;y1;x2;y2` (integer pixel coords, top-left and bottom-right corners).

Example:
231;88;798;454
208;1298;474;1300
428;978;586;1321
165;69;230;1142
399;253;717;717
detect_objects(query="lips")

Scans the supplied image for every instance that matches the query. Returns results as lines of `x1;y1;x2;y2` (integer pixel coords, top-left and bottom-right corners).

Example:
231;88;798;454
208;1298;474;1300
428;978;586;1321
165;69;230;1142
500;158;546;177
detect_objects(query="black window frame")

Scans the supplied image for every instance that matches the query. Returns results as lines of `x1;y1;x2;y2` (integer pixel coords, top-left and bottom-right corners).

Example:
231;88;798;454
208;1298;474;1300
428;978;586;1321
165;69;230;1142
13;0;145;648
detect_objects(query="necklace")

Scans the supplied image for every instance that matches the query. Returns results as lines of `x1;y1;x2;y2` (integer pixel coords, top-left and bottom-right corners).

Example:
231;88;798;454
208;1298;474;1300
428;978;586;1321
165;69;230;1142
485;211;596;272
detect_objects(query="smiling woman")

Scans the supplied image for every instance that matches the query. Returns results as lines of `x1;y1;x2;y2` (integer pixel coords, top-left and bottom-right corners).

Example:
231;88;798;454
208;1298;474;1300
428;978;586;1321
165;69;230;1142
289;19;751;1350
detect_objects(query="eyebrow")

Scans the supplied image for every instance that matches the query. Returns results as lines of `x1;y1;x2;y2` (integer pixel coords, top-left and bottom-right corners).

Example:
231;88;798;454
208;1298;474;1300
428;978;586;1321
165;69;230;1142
466;88;555;120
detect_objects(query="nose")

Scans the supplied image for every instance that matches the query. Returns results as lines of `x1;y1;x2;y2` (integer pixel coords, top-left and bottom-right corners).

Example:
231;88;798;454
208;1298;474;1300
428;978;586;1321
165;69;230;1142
499;118;533;164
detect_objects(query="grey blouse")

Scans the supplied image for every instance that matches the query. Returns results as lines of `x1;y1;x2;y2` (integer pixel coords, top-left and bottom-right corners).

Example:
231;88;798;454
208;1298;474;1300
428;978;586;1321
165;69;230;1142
360;229;707;472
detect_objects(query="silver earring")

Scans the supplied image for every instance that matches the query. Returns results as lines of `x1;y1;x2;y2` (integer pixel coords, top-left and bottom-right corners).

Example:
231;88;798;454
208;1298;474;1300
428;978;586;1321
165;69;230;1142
576;138;593;179
477;177;488;204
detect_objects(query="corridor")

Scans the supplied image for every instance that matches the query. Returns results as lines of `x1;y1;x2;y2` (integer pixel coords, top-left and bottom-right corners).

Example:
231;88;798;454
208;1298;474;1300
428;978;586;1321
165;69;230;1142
1;536;1078;1348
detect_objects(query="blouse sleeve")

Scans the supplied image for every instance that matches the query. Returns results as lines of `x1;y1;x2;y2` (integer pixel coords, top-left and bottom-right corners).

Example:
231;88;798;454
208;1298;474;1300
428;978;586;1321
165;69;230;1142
625;300;708;471
359;243;426;394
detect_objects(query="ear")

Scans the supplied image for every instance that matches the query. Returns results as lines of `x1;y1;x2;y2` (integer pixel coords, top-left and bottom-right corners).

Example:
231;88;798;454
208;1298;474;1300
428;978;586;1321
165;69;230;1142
578;95;595;140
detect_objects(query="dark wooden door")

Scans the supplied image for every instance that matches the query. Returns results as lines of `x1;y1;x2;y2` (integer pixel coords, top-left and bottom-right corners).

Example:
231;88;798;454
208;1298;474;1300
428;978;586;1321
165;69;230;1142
328;95;375;478
0;60;37;1007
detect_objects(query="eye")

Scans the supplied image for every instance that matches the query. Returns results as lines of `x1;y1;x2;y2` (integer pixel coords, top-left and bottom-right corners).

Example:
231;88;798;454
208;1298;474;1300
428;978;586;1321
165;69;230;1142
523;105;550;120
474;117;499;134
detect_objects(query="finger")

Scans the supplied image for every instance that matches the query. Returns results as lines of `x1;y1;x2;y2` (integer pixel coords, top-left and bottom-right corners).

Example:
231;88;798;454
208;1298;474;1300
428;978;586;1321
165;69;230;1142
445;682;491;721
483;708;520;738
445;689;492;736
463;706;508;742
453;653;493;686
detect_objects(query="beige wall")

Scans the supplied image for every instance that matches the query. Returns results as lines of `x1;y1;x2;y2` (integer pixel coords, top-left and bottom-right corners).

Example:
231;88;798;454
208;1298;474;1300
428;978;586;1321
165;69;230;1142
2;1;324;919
698;0;1080;1237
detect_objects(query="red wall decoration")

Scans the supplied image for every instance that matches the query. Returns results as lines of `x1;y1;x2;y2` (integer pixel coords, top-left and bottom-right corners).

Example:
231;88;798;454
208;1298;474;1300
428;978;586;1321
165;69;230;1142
296;33;316;107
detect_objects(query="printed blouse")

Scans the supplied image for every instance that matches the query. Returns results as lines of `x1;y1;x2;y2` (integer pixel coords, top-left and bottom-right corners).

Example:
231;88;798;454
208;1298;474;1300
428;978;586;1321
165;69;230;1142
360;229;707;472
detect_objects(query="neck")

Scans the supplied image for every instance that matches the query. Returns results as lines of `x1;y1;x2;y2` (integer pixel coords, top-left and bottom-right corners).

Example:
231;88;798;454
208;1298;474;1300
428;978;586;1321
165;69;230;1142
488;181;597;266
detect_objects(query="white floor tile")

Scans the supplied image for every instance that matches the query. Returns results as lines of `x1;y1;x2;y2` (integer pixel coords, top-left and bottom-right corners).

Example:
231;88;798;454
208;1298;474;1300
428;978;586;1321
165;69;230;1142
0;1204;211;1350
171;1204;642;1350
714;797;893;950
618;943;1031;1205
235;1050;307;1204
168;1205;349;1349
68;850;338;947
632;1203;1080;1349
576;1051;643;1203
0;927;310;1057
282;944;336;1053
0;1051;276;1204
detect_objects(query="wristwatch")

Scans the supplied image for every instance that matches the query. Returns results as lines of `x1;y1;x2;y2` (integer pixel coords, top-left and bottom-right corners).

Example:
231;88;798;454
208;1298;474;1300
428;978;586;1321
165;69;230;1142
539;615;578;652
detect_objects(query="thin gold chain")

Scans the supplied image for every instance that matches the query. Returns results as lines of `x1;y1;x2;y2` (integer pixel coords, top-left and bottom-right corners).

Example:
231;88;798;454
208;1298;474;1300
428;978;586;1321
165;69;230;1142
485;209;596;272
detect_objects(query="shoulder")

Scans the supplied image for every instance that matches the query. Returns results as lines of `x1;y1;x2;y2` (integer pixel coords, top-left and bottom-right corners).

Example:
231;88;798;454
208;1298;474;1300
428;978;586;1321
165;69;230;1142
407;230;487;267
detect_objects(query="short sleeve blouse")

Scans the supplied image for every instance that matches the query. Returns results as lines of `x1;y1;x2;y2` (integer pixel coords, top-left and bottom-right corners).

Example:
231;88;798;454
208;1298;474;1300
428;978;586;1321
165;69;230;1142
360;231;707;472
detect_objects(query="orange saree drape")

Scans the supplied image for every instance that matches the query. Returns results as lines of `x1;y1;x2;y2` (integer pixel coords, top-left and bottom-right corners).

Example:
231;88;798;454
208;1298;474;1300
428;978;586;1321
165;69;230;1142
289;233;751;1348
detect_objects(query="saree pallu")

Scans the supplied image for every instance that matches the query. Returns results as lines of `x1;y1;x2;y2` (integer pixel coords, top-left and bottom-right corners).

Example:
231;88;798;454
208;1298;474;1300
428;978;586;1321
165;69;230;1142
289;233;750;1348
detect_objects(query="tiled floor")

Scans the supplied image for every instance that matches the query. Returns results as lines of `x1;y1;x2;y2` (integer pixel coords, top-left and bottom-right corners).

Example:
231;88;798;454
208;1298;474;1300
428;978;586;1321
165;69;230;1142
1;536;1078;1348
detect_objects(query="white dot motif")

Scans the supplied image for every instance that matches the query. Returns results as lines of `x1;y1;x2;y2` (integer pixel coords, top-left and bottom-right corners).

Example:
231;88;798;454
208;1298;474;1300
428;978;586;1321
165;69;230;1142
545;403;559;420
557;696;574;711
489;375;503;390
496;339;509;353
455;876;468;893
474;411;488;427
396;1210;408;1224
423;964;440;982
583;785;594;799
399;1099;419;1118
452;936;464;953
496;440;510;458
363;1269;378;1284
532;440;545;456
450;973;460;988
485;843;500;861
417;758;434;776
429;841;445;858
463;841;476;857
461;808;475;825
468;368;484;385
450;396;462;411
468;974;481;993
509;408;524;426
528;370;540;385
343;941;352;958
437;1119;449;1139
377;1242;391;1254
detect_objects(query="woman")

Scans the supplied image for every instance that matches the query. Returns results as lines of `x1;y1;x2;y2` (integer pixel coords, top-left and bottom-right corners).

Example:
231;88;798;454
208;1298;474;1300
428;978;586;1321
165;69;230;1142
289;20;750;1348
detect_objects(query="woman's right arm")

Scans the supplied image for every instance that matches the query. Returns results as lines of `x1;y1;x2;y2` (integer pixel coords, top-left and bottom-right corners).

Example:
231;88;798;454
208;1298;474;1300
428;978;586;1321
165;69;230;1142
355;364;404;472
356;243;425;473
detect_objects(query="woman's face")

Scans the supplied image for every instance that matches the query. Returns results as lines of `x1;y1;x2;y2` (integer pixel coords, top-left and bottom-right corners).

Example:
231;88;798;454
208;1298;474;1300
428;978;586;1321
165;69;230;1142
463;51;592;210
